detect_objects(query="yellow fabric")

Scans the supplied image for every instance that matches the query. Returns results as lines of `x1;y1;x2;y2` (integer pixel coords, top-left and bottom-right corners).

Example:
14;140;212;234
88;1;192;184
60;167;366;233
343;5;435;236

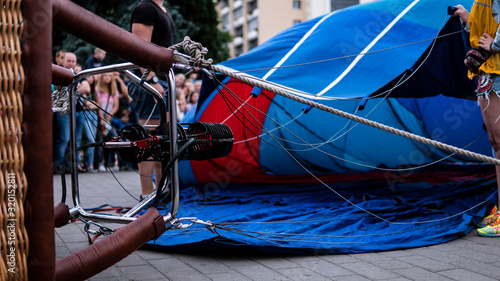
468;0;500;78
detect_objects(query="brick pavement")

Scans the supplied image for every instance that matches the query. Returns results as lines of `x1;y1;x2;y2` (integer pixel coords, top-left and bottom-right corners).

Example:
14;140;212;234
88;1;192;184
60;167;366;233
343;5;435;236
54;171;500;281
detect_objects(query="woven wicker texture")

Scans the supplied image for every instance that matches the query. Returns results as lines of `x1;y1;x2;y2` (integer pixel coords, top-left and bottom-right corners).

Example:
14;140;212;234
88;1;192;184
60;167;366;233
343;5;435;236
1;0;27;280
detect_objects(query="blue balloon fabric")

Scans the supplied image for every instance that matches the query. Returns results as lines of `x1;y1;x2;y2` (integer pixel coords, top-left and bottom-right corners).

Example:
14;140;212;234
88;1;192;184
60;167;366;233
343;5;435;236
146;0;499;254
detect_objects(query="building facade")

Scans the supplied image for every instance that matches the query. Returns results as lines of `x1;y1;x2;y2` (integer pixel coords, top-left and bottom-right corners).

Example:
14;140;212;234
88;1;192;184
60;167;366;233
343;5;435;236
217;0;376;58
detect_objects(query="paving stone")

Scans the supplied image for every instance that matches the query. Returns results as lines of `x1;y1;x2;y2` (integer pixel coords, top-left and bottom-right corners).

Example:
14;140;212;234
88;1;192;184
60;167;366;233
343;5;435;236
438;269;497;281
449;258;500;277
290;259;353;278
115;253;149;267
136;248;175;260
205;272;254;281
148;257;210;280
404;247;466;264
320;254;360;264
88;277;129;281
276;267;331;281
116;264;169;280
459;241;500;260
172;254;233;275
252;256;302;270
364;257;413;270
339;261;400;280
450;248;500;264
332;275;371;281
378;250;414;258
63;241;90;254
233;264;290;281
397;255;457;272
353;252;414;270
88;266;126;280
55;246;71;259
427;240;467;251
393;267;455;281
214;255;264;268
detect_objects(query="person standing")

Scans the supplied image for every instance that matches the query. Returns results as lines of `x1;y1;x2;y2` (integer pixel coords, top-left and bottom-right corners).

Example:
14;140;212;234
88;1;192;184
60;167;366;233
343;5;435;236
454;2;500;237
95;72;120;171
54;49;66;66
83;47;107;70
53;52;77;174
129;0;175;198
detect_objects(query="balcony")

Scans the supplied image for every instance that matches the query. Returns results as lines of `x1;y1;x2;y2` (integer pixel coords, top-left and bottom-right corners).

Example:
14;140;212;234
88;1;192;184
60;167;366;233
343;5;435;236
233;36;243;46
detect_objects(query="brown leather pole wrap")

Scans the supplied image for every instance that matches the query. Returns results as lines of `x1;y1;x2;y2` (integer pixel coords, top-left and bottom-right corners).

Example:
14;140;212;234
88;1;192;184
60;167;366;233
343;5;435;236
52;0;173;74
52;64;74;86
23;0;56;280
54;202;71;228
55;208;166;281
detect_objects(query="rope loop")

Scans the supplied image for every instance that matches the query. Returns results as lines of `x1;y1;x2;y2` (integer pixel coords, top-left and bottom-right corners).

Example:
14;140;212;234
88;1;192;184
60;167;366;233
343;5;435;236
169;36;213;68
52;85;70;115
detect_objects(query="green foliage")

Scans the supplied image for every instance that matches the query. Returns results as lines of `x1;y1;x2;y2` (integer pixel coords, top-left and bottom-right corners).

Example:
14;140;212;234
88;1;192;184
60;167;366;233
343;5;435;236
53;0;231;66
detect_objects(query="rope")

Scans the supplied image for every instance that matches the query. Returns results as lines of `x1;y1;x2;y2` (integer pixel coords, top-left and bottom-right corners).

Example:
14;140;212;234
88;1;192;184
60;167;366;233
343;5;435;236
173;38;500;166
169;36;213;68
51;85;70;115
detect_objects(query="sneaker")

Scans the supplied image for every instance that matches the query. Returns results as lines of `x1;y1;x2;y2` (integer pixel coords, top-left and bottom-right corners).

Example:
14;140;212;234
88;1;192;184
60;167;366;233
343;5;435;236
477;219;500;237
478;206;499;228
98;164;106;172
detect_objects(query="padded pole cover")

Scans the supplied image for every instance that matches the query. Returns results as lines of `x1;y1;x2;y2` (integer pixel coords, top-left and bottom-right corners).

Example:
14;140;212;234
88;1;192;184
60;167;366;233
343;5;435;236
52;64;74;86
54;202;71;228
23;0;56;279
55;208;166;281
52;0;173;74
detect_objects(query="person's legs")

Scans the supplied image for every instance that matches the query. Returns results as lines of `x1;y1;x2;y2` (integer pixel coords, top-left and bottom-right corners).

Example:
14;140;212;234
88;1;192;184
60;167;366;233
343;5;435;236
75;111;85;169
138;118;161;196
477;81;500;236
54;112;70;171
83;111;98;170
479;91;500;205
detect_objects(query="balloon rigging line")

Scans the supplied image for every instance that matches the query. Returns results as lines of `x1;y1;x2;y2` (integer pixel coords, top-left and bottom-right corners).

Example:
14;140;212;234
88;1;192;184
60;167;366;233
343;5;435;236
216;15;455;102
317;0;421;96
211;67;500;166
233;29;463;77
213;74;488;172
221;95;252;125
208;13;491;171
209;74;491;226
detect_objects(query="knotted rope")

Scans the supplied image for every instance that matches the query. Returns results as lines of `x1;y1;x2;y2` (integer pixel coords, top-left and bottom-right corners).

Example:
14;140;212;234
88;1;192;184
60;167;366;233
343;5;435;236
169;36;213;68
52;85;70;115
177;38;500;166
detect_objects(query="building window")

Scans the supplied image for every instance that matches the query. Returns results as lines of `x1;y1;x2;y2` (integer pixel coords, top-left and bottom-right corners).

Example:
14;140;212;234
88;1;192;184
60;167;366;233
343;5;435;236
234;26;243;37
234;6;243;20
248;18;258;32
248;39;258;50
222;13;230;31
293;0;301;9
235;45;244;57
331;0;359;11
293;19;301;25
221;0;229;8
248;0;257;13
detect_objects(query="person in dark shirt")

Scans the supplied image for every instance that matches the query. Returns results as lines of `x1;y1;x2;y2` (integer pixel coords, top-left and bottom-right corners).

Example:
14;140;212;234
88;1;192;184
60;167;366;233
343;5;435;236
129;0;175;198
83;47;106;70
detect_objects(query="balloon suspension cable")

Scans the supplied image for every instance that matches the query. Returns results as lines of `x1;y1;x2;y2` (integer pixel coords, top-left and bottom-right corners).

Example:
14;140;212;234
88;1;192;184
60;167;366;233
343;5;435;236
171;36;500;167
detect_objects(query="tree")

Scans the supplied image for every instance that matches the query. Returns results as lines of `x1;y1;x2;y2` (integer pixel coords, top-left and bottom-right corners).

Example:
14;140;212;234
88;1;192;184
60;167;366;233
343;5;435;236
166;0;231;63
52;0;231;66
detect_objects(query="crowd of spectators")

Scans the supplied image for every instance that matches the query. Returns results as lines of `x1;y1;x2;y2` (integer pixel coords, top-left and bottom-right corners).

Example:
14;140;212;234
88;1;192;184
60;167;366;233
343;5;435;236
52;48;200;175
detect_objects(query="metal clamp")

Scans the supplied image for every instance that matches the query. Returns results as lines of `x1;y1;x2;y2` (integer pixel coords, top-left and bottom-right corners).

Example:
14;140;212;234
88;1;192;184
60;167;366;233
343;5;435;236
82;220;115;236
